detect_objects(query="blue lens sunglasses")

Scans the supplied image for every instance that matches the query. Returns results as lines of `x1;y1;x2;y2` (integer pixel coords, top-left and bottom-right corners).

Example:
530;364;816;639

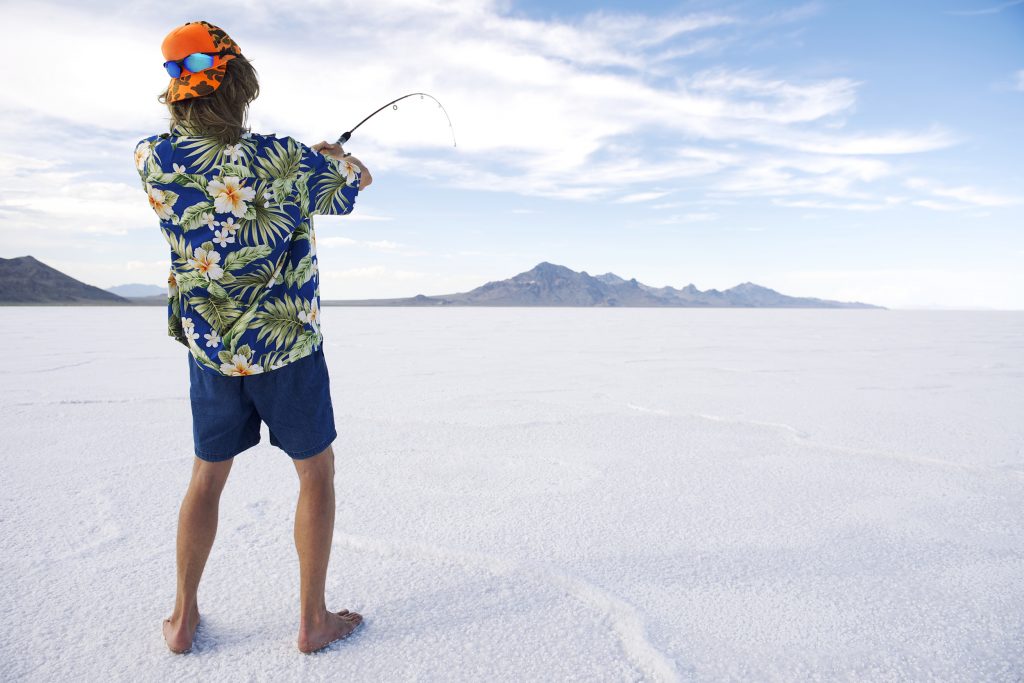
163;49;236;78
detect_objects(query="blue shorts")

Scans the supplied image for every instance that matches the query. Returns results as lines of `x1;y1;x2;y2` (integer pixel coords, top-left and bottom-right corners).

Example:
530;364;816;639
188;348;337;462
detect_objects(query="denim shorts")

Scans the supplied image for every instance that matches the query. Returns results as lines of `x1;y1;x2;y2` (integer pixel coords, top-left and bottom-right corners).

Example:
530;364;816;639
188;348;337;462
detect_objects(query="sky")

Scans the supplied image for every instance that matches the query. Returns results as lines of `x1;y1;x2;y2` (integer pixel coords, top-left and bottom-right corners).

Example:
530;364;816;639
0;0;1021;309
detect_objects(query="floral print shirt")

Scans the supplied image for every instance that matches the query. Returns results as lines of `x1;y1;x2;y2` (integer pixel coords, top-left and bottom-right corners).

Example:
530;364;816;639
134;125;361;376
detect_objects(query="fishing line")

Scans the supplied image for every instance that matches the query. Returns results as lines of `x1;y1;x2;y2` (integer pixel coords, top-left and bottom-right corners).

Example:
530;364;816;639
337;92;457;147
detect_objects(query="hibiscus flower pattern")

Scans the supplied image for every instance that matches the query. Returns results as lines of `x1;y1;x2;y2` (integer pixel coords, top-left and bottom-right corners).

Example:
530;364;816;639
187;246;224;280
135;127;361;376
207;176;256;218
147;183;177;221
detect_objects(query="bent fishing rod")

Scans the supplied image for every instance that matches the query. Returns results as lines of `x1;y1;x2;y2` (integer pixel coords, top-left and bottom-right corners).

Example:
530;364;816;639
336;92;457;148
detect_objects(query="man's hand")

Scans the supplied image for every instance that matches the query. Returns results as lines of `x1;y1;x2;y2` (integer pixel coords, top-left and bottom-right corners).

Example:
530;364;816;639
311;141;345;159
312;141;372;190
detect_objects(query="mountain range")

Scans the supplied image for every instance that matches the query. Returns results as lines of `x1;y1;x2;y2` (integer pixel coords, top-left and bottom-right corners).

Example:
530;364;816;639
326;261;883;308
0;256;883;308
106;283;165;298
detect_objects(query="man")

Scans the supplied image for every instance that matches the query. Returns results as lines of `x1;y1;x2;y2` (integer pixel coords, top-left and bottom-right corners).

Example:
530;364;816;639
135;20;371;654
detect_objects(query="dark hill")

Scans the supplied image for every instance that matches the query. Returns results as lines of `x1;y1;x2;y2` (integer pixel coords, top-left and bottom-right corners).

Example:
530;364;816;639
0;256;129;304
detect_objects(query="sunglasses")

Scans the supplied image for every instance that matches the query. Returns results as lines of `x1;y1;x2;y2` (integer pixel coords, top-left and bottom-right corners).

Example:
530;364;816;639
163;50;236;78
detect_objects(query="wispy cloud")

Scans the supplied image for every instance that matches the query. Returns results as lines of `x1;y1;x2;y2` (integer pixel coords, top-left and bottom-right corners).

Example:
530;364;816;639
654;211;719;224
317;236;407;250
616;191;672;204
0;0;963;210
944;0;1024;15
320;266;426;281
0;0;1016;305
771;197;901;212
905;177;1020;207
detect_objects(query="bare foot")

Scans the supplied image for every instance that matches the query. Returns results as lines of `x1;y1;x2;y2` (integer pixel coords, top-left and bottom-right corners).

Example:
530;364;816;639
163;603;201;654
297;609;363;654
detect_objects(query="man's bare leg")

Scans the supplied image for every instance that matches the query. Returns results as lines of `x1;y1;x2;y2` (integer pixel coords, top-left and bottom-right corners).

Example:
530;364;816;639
163;456;234;653
293;445;362;653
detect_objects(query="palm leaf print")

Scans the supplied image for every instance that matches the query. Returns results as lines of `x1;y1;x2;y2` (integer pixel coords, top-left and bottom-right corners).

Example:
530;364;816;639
220;304;261;352
313;166;356;214
148;170;208;193
221;163;254;179
257;349;292;370
179;201;216;232
175;271;209;296
223;261;278;300
254;138;303;183
188;341;221;373
288;330;320;362
162;228;193;265
146;143;162;176
177;137;229;174
291;221;311;244
222;245;273;272
249;294;305;350
236;197;292;245
191;294;241;332
295;174;311;213
285;255;315;288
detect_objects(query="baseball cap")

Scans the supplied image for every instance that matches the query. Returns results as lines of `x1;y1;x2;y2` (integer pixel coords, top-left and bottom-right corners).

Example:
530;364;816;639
161;21;241;103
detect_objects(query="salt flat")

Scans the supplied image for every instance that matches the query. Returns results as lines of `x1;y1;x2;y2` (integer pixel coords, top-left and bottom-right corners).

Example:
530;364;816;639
1;307;1022;682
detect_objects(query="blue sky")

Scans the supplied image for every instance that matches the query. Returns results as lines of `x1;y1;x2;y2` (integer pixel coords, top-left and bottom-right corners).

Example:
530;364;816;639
0;0;1021;308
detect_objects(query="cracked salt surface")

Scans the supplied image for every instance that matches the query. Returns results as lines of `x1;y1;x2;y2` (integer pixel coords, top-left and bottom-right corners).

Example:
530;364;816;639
1;306;1022;681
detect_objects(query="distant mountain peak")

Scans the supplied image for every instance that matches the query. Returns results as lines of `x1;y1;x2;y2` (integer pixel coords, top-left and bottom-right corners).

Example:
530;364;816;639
728;282;773;292
528;261;576;275
594;272;627;286
106;283;165;298
0;255;129;304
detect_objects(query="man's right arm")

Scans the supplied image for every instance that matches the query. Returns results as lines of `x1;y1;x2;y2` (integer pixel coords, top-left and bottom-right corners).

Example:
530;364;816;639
345;155;372;190
311;141;372;190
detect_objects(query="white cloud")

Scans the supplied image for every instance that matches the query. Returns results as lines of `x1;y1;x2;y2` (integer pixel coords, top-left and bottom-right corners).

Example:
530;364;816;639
1;0;1013;302
906;177;1020;207
0;0;963;210
364;240;403;250
320;266;424;280
910;199;964;212
945;0;1024;16
318;236;407;250
313;213;394;225
772;198;892;211
0;166;153;235
710;153;893;200
1013;69;1024;91
654;211;719;224
617;191;672;203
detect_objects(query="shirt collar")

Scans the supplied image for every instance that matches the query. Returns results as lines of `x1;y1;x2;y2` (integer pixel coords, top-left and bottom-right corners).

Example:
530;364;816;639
169;122;201;137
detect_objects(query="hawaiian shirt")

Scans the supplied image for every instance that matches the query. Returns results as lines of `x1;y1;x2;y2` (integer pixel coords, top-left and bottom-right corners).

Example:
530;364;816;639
134;125;361;376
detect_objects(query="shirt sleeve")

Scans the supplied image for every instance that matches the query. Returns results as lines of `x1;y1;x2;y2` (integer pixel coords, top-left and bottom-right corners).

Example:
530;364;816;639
296;140;361;216
134;138;153;189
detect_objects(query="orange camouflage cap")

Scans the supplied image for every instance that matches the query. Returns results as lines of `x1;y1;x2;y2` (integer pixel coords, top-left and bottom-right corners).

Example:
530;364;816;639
161;21;241;103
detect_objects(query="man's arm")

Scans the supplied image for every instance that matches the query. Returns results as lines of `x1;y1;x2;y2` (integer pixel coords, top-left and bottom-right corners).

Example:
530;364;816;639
311;141;372;190
347;155;372;190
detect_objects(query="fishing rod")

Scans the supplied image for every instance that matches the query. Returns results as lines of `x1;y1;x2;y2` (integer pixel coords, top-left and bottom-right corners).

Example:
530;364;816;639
337;92;457;147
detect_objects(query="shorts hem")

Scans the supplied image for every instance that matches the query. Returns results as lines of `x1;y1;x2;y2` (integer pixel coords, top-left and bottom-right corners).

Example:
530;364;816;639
284;429;337;460
195;437;260;462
